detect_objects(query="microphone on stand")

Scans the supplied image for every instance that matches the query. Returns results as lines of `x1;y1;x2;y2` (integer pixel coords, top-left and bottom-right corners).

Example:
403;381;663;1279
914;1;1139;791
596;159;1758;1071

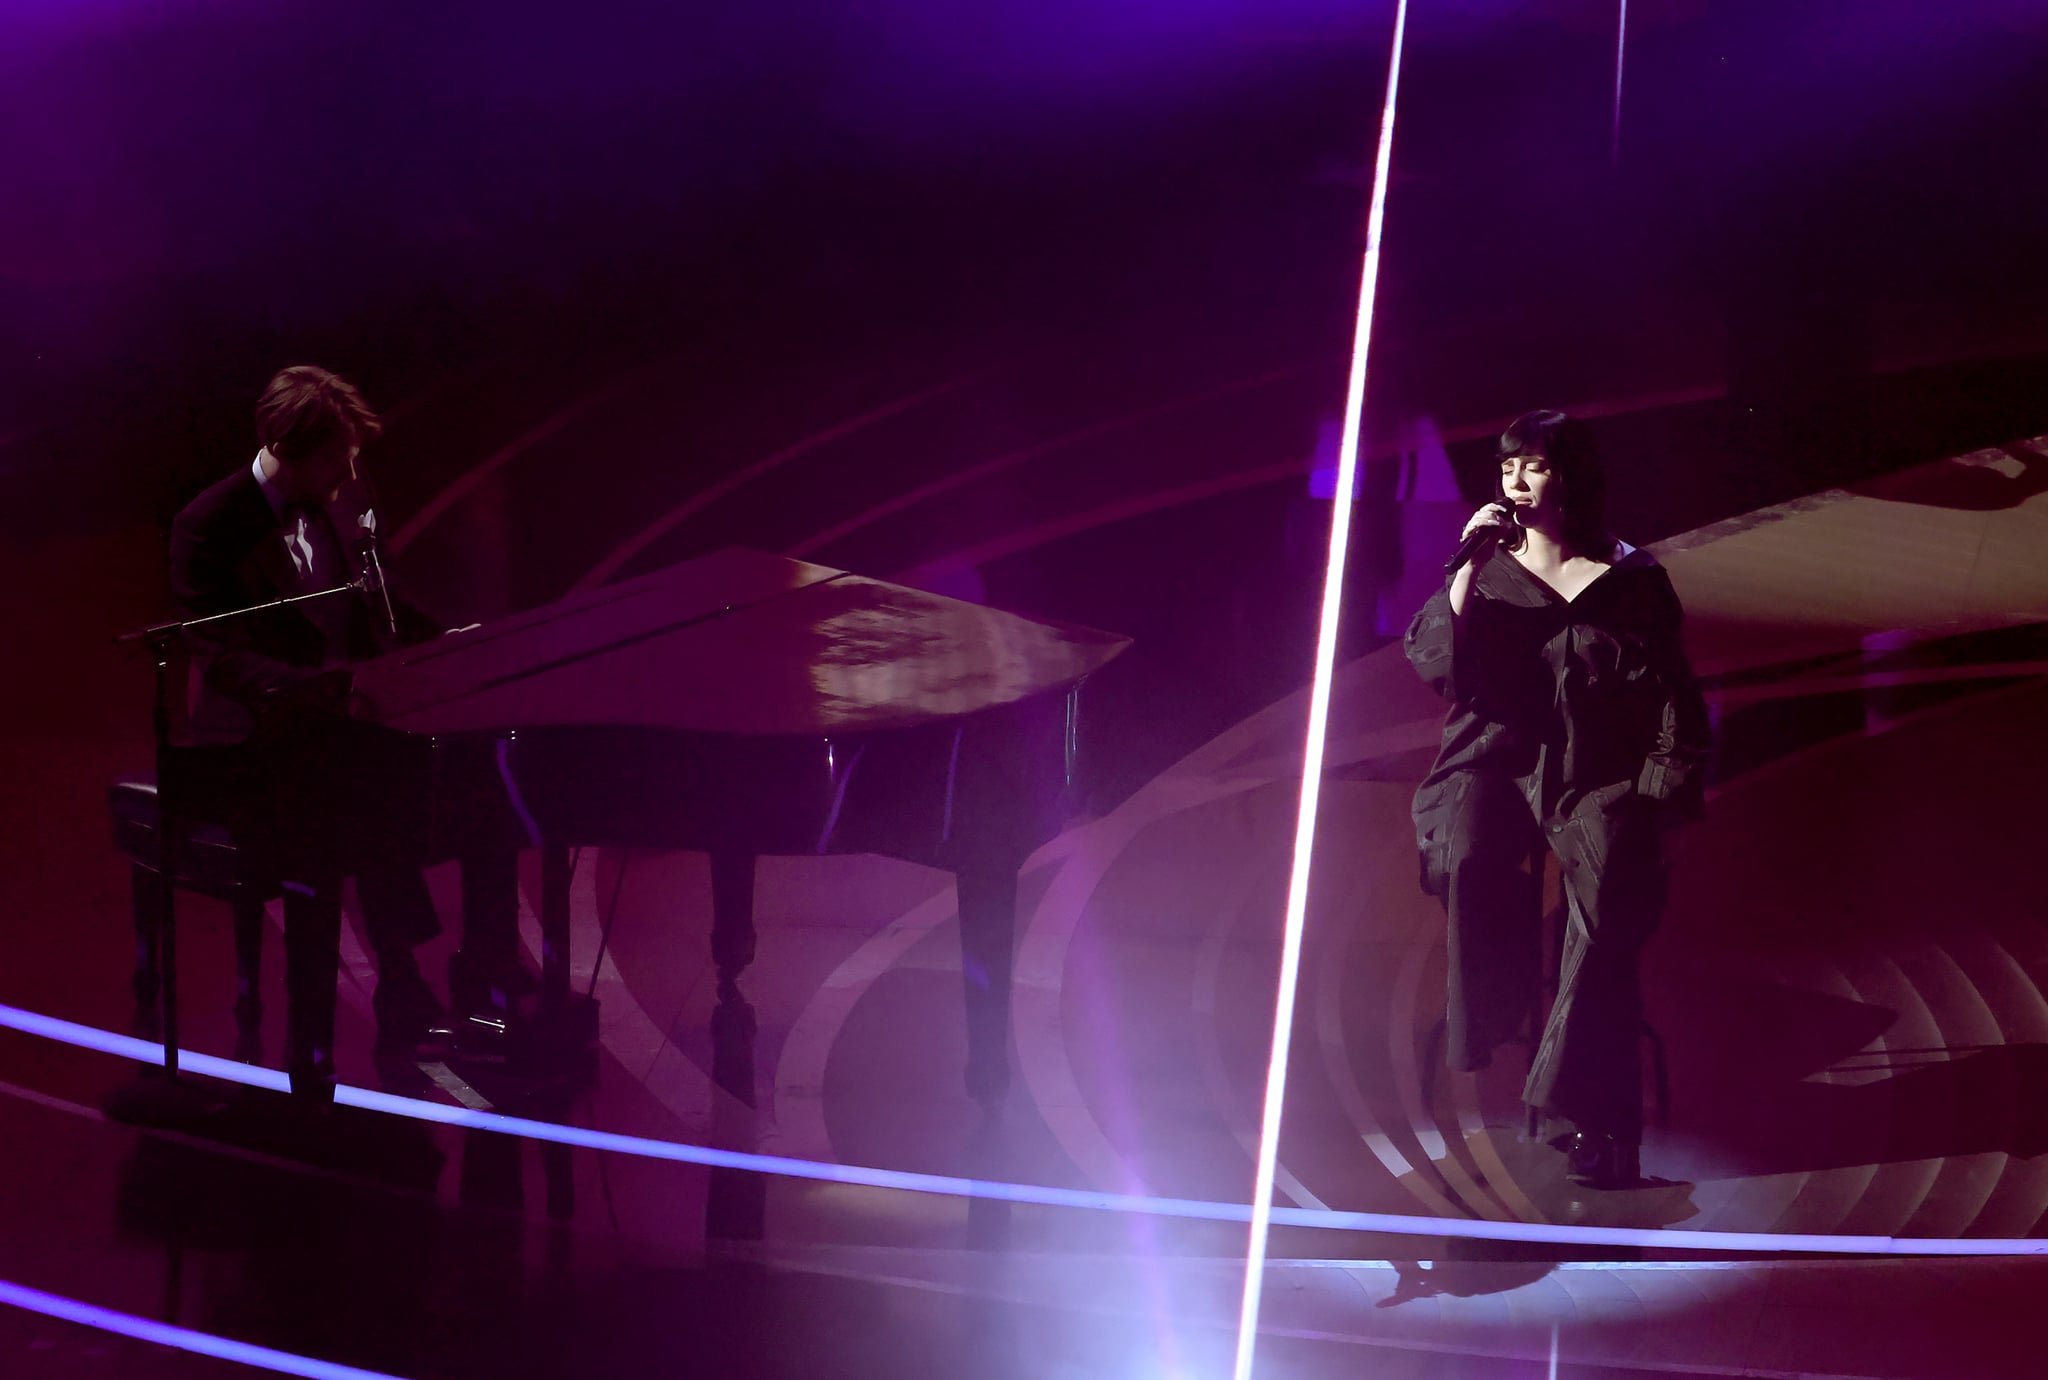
352;501;400;640
1443;502;1519;575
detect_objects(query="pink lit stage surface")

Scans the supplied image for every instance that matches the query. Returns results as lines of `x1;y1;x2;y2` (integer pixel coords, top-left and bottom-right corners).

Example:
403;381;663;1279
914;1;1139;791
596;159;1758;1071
3;434;2046;1379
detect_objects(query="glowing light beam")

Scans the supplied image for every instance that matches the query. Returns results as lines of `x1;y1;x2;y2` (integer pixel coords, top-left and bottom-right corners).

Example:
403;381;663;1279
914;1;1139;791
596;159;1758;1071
1230;4;1410;1376
0;1275;408;1380
1612;0;1628;165
6;1001;2048;1256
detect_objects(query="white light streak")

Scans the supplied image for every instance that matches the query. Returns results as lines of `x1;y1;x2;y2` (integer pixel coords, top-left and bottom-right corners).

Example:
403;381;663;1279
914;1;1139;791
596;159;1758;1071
1612;0;1629;165
1229;2;1412;1377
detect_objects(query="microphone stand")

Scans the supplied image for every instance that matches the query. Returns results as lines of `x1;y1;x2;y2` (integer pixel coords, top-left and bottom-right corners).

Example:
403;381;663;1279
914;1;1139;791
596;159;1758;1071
360;539;399;641
343;474;400;641
110;581;364;1124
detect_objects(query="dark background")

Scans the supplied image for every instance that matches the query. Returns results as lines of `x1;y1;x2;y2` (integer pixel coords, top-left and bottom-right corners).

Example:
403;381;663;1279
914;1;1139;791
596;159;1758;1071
4;0;2045;783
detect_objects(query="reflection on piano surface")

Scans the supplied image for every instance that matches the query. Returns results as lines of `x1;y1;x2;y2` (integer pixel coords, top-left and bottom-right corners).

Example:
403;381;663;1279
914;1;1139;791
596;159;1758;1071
245;547;1130;1151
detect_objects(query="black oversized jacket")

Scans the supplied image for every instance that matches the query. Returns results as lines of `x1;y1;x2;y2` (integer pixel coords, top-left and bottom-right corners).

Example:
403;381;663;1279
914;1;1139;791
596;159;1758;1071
1403;543;1711;852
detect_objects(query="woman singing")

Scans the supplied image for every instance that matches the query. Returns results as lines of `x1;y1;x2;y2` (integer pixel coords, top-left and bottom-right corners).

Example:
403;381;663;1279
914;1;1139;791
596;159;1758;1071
1404;410;1711;1188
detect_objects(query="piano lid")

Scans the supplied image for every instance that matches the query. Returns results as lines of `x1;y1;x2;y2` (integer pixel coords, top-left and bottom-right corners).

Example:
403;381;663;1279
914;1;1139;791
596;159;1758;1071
354;546;1132;737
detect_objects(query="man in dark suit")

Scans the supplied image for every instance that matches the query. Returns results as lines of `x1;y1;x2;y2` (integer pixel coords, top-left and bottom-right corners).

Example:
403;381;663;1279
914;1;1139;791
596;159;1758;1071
169;365;520;1093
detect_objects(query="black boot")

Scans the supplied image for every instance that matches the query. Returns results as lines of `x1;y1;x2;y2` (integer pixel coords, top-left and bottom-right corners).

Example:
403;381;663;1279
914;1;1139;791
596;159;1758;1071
1564;1132;1641;1190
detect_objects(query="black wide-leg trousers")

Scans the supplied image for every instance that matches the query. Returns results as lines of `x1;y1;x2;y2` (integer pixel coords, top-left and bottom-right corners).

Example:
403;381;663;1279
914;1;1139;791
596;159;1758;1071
1424;770;1667;1141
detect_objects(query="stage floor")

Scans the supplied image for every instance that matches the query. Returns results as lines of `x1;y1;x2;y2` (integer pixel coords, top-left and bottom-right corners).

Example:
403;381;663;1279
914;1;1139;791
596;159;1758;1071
2;418;2045;1378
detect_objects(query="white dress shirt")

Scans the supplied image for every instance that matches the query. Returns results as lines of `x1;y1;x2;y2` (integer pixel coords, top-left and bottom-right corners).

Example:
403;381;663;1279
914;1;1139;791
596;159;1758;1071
253;449;325;584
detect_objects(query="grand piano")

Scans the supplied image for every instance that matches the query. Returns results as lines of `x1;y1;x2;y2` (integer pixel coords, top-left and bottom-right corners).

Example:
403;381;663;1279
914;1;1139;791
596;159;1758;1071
260;545;1130;1109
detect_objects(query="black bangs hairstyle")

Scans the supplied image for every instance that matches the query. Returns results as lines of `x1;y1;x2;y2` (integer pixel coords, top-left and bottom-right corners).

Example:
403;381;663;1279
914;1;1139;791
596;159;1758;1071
1495;409;1610;559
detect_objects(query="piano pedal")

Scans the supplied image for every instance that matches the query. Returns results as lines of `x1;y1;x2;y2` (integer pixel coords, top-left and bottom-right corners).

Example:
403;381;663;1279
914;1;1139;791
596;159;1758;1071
434;1012;515;1064
442;996;600;1073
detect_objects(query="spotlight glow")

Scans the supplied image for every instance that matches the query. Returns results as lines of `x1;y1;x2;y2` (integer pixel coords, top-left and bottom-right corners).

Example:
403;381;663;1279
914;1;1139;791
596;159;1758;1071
0;1275;407;1380
1229;3;1411;1378
6;1001;2048;1256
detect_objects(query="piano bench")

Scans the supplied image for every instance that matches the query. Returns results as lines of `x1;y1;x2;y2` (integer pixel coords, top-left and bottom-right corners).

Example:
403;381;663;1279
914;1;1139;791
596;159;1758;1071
108;774;272;1036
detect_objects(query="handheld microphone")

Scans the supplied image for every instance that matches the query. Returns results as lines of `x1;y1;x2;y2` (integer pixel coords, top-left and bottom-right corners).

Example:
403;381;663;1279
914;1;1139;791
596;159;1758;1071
1443;503;1518;575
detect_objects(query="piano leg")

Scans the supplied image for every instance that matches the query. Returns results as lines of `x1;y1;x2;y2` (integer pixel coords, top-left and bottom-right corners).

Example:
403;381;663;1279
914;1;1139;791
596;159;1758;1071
707;850;765;1240
502;844;601;1066
710;849;758;1004
457;848;523;983
129;863;163;1029
230;895;265;1063
282;883;342;1101
539;844;572;1005
957;862;1018;1109
708;849;758;1101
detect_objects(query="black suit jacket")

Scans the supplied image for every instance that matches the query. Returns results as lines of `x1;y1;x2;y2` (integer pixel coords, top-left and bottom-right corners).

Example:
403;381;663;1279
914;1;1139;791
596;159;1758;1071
169;464;438;746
